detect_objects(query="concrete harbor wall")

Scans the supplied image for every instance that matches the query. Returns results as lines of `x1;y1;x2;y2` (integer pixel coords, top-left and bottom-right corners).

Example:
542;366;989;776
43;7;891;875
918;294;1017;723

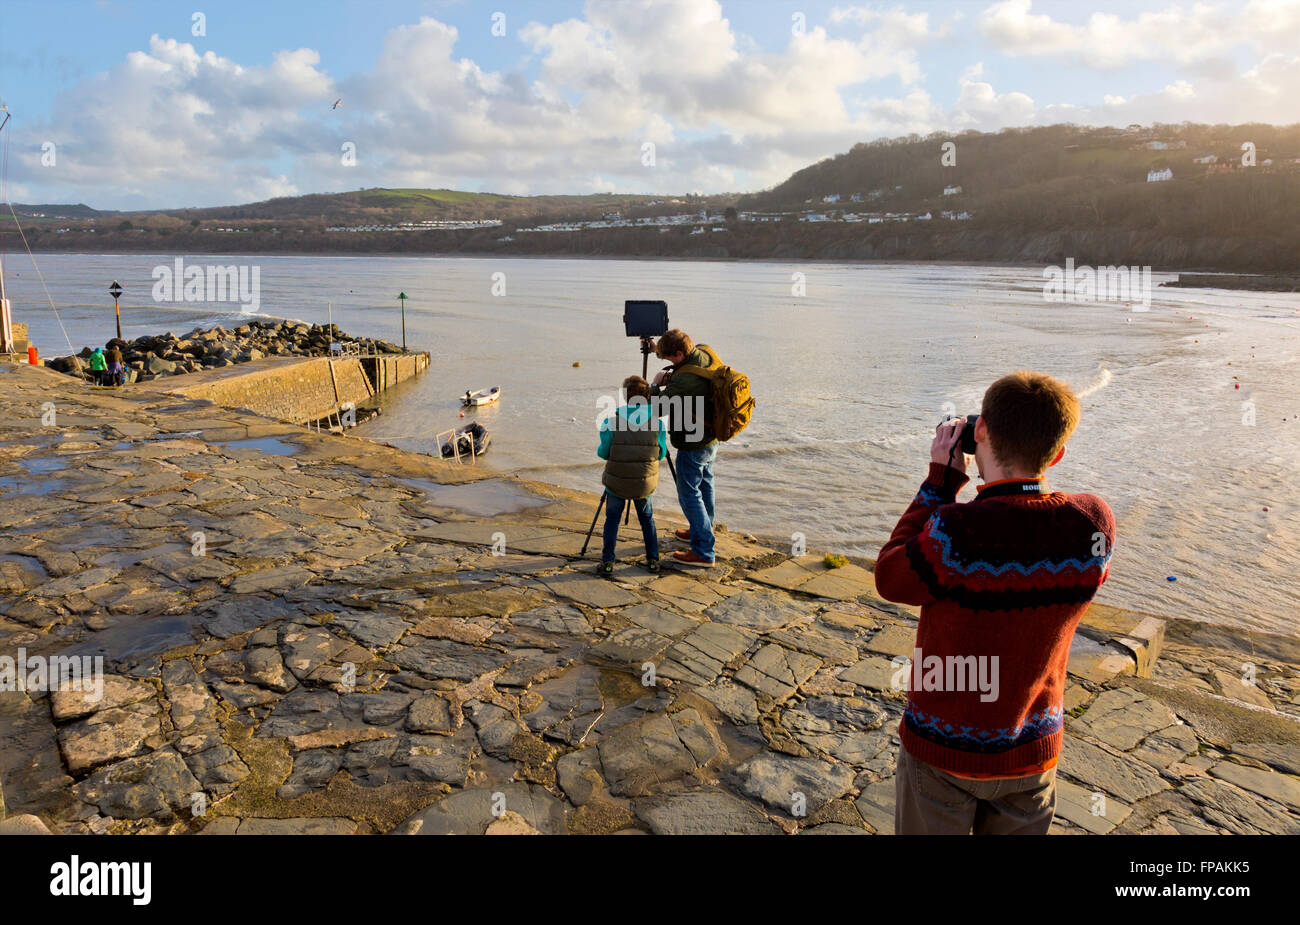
165;352;429;425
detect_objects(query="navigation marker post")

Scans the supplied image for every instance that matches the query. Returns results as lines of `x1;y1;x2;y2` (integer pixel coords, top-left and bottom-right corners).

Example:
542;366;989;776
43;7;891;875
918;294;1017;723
109;281;123;341
398;292;408;352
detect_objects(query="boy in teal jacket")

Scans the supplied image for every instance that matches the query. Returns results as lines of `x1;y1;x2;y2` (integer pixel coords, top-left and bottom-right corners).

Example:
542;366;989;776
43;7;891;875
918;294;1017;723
597;376;668;576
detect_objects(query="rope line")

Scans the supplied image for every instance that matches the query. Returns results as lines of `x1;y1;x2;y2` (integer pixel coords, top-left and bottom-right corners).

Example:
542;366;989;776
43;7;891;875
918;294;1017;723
2;119;74;353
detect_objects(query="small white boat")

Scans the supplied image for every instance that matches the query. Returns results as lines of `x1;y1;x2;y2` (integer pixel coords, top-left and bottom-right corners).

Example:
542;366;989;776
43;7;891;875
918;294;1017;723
461;386;501;407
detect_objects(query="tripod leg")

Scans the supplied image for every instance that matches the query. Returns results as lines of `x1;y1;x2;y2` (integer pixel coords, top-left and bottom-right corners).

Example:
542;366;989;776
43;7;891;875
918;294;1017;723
580;492;607;557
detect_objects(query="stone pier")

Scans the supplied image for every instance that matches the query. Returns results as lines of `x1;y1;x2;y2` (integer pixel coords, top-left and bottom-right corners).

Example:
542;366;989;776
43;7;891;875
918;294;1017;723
164;352;430;426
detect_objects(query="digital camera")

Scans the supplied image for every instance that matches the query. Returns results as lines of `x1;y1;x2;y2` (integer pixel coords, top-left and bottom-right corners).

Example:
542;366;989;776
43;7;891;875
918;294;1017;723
943;413;980;456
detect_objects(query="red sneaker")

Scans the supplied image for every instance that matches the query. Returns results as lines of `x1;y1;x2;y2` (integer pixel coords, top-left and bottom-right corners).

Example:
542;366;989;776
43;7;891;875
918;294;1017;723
673;529;692;541
672;550;714;567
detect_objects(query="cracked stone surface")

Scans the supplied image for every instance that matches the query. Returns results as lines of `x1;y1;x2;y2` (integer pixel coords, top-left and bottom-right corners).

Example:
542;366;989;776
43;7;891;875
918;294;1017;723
1;361;1296;836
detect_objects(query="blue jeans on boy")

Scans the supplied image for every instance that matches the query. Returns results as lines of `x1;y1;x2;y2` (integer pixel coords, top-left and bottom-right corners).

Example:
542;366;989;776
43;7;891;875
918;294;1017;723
675;443;716;561
601;492;659;563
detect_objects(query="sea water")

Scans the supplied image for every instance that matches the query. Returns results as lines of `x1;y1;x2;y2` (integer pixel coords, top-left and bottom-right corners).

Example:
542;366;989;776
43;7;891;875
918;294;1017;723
11;253;1300;636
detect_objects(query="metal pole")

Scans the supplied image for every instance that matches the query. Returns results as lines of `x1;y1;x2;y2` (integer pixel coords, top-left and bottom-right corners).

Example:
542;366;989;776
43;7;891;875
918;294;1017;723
398;292;407;353
114;298;122;341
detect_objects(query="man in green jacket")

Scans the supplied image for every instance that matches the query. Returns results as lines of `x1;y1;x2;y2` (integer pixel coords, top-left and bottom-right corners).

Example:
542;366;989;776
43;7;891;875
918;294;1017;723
596;375;668;577
648;329;718;566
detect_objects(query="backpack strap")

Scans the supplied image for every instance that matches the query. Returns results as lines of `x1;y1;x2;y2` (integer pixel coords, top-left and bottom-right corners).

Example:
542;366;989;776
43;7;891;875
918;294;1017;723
674;364;717;379
675;346;721;379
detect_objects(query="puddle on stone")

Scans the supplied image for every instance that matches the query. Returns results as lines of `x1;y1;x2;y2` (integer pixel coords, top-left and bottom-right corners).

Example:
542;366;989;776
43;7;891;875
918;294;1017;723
0;474;75;496
394;477;549;517
0;554;50;583
58;613;204;665
215;436;301;457
17;456;71;475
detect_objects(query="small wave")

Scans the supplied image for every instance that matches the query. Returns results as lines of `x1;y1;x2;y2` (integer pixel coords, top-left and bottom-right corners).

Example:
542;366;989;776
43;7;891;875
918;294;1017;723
1077;365;1113;399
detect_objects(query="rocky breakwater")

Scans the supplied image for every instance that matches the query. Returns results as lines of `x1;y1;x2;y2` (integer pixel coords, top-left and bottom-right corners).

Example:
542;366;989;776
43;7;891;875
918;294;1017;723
46;320;403;384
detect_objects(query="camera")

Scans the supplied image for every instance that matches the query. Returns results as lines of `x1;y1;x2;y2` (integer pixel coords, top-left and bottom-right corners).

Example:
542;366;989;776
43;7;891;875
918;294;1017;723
943;413;980;456
624;300;668;338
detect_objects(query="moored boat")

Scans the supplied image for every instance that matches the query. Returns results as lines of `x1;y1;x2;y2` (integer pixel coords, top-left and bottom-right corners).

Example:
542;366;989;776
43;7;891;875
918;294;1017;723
462;386;501;406
440;421;491;458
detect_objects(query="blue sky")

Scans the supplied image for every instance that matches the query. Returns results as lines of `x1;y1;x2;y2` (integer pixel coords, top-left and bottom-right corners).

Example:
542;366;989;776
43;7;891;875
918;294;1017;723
2;0;1297;209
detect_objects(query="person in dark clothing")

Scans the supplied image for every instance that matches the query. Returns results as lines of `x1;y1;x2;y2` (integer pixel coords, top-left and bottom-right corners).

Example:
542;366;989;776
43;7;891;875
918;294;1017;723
648;329;718;566
596;376;668;577
105;345;125;386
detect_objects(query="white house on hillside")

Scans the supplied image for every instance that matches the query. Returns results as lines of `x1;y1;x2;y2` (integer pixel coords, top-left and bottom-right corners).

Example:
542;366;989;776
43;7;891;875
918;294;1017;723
943;185;962;195
1147;168;1173;182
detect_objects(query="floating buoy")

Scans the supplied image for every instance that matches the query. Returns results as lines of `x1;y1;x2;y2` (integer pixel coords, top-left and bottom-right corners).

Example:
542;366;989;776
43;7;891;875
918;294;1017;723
572;361;581;367
1166;576;1177;582
459;412;464;418
28;345;38;365
1263;506;1270;512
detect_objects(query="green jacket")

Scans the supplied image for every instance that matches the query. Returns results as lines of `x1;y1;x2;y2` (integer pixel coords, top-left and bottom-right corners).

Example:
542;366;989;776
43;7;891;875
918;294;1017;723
651;344;718;451
88;350;107;371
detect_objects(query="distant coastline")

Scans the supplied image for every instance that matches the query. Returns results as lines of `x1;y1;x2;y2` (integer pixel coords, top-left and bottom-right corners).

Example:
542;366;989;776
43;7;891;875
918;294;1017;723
14;245;1300;283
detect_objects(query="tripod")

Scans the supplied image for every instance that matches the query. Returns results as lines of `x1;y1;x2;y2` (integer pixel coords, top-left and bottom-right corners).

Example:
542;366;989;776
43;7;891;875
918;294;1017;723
580;338;676;557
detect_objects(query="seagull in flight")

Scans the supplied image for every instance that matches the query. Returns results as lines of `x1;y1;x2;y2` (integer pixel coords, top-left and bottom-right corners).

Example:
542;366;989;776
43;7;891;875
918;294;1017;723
332;98;342;110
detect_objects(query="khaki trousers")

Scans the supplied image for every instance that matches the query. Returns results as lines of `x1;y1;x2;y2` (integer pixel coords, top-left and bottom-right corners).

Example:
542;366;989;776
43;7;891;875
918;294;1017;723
894;747;1057;835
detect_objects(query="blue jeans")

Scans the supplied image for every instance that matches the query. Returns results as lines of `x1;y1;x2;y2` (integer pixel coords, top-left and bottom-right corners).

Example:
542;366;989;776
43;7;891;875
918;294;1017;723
601;492;659;563
674;443;716;560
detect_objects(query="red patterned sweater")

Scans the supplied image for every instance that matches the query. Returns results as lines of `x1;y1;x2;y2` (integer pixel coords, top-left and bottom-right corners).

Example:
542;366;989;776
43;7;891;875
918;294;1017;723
874;463;1115;777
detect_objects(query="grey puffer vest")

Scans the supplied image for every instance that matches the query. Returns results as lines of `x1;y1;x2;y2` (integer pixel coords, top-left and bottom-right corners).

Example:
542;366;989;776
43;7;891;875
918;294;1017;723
602;412;661;500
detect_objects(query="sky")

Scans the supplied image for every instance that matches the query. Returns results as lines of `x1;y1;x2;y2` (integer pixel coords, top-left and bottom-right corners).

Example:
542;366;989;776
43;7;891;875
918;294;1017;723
1;0;1298;210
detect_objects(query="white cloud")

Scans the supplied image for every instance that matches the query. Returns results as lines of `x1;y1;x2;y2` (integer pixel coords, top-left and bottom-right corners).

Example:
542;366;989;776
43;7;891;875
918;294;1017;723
19;35;332;208
979;0;1300;69
11;0;1300;209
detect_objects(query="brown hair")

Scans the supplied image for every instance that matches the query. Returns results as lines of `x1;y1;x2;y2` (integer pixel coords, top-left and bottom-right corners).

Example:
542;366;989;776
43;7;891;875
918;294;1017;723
656;329;693;359
981;371;1080;474
623;376;651;401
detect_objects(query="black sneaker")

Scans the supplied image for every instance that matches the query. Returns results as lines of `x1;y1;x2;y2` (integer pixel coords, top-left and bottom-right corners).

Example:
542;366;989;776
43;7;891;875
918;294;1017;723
596;561;615;579
644;558;660;573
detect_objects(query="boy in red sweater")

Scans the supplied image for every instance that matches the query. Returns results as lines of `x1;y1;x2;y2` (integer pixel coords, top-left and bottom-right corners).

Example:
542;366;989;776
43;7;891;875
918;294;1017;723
875;371;1114;835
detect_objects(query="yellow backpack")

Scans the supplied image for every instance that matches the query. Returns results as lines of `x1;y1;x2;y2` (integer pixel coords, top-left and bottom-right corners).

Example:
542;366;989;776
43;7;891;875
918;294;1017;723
676;350;755;442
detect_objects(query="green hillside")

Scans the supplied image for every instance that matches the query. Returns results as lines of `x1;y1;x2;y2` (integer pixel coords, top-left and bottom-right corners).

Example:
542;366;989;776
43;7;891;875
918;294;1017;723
739;123;1300;239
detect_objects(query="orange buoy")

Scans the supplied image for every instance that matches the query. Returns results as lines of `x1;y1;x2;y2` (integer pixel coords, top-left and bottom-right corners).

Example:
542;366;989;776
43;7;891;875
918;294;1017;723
27;345;38;365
